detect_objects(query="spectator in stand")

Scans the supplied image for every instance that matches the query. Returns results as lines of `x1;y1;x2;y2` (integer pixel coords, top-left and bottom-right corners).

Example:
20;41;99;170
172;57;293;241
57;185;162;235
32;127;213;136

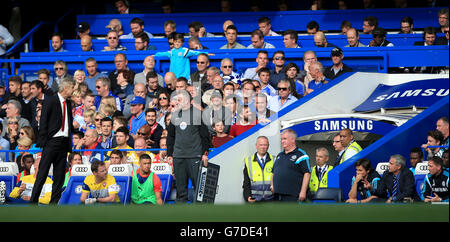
340;20;353;35
276;0;289;11
103;30;127;51
258;68;276;98
221;25;246;49
267;80;297;113
72;131;84;150
306;62;330;95
189;53;210;87
73;93;96;130
436;22;449;45
202;89;232;136
52;60;73;93
94;76;123;112
156;92;171;129
201;67;220;93
222;20;234;36
306;21;320;35
243;136;275;203
140;108;164;149
437;8;449;34
0;123;10;162
73;70;87;91
229;105;257;137
80;35;94;52
258;17;280;37
161;0;174;13
63;152;83;189
105;149;126;170
242;50;269;82
247;30;275;49
255;93;275;124
114;69;134;102
284;63;304;98
36;69;54;96
99;117;114;149
269;51;286;89
0;24;14;56
106;19;124;37
108;126;133;161
1;100;30;138
51;33;67;52
163;20;177;37
335;128;362;166
134;32;156;51
154;137;168;163
369;28;394;47
123;83;152;119
15;154;34;184
4;117;19;152
422;130;445;158
222;82;236;100
211;120;233;148
399;16;414;34
314;32;338;48
127;136;156;169
131;153;163;205
272;129;311;202
74;128;103;163
80;161;120;204
128;96;147;137
85;58;106;95
221;0;232;12
362;16;378;34
436;117;449;147
371;154;419;203
135;55;163;86
146;72;165;102
224;95;238;126
122;17;153;39
346;158;381;203
415;26;437;46
77;22;92;40
283;30;301;48
324;47;353;80
308;147;333;199
21;82;33;106
188;21;215;37
345;28;367;47
409;147;424;175
188;36;208;50
155;33;210;80
422;156;449;202
93;112;106;135
220;58;241;87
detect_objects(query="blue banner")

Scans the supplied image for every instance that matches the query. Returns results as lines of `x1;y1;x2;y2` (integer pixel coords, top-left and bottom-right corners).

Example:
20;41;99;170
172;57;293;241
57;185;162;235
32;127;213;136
286;118;397;137
354;78;449;112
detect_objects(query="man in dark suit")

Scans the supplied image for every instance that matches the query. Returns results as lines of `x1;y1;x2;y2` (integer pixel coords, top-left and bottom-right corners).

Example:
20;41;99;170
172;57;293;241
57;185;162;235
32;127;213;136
30;78;75;204
371;154;419;203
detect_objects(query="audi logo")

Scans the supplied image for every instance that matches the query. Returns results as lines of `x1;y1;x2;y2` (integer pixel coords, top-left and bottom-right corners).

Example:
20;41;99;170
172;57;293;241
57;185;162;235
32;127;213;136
379;165;388;170
153;165;167;171
75;167;89;172
111;166;126;172
418;165;428;171
0;167;9;172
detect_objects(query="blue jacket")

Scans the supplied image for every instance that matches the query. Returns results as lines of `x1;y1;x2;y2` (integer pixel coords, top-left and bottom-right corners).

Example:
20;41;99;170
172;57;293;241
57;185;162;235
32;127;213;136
155;47;207;79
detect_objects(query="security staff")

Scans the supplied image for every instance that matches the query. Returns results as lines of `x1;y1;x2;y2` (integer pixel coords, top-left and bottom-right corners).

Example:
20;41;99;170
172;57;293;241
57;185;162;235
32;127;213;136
336;128;362;166
271;129;311;202
308;147;333;198
243;136;275;203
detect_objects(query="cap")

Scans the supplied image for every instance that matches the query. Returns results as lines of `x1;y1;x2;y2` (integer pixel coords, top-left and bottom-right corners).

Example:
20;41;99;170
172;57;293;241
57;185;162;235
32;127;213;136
77;22;90;33
331;47;343;56
130;96;146;105
210;89;223;99
372;27;386;37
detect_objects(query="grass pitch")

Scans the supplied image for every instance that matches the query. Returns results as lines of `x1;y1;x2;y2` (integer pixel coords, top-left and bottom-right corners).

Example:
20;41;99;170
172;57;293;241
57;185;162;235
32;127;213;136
0;203;448;222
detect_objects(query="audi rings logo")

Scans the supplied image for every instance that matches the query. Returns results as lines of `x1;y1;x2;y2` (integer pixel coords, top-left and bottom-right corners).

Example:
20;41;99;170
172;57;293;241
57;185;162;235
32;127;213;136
75;166;89;173
153;165;167;171
418;165;428;171
379;165;388;170
111;166;126;173
0;167;9;173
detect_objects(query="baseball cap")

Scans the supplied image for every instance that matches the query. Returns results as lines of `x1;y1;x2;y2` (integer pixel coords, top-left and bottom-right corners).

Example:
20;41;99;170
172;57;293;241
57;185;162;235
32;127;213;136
331;47;343;56
130;96;146;105
77;22;90;33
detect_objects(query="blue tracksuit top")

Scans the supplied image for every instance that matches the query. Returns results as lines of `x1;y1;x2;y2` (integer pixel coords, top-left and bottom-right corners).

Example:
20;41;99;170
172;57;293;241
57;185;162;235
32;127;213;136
155;47;207;79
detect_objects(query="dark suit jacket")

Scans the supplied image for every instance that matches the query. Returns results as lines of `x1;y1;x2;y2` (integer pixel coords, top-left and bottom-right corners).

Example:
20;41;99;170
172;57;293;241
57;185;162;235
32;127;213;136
375;167;419;201
37;94;73;152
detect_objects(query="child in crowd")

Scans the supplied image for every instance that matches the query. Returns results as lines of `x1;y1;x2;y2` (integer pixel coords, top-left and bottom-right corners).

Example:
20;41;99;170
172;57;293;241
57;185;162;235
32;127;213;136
211;120;233;148
81;109;96;133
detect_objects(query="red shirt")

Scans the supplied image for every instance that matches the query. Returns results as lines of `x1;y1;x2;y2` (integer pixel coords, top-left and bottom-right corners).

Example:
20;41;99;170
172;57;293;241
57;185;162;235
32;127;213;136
212;135;233;148
229;122;256;137
134;168;162;193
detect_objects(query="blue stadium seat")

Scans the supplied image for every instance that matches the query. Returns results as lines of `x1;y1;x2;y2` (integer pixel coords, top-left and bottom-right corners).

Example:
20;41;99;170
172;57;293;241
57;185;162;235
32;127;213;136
151;163;173;203
376;162;389;177
415;174;427;201
108;164;133;205
0;162;19;199
59;164;92;205
312;188;343;203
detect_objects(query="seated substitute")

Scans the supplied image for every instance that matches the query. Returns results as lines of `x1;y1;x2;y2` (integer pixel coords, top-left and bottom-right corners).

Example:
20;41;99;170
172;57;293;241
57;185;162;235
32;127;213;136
80;161;121;204
346;158;381;203
131;154;163;205
421;156;449;203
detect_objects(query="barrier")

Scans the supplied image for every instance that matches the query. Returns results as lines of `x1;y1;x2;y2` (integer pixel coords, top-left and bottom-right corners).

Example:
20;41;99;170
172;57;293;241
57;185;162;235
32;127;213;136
77;8;441;36
54;33;445;52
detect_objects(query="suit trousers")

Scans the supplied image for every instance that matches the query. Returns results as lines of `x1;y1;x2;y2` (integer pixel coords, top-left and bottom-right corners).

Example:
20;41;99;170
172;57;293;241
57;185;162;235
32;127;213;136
30;137;70;204
173;157;201;203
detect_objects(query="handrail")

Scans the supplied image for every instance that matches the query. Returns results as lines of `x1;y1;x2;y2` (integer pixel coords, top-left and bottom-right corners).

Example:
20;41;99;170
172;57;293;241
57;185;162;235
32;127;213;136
2;21;46;57
422;145;449;160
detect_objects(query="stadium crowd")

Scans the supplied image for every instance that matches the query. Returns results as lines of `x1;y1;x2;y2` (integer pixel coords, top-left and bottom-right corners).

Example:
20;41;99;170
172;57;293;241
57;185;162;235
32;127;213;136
0;1;448;205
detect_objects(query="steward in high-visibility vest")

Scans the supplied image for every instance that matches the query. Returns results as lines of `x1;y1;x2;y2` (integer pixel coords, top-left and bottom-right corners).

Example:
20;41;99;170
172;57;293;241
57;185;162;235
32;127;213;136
243;152;275;202
339;140;362;165
309;164;333;193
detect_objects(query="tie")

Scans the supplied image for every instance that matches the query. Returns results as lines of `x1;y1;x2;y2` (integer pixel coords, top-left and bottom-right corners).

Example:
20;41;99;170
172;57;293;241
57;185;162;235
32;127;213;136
61;100;66;132
318;167;323;182
392;176;398;199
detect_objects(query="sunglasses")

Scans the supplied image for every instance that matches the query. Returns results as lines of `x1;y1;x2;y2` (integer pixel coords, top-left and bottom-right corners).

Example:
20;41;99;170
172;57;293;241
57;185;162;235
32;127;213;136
222;65;233;69
274;57;285;60
197;61;206;64
277;87;288;91
159;97;168;100
108;37;118;40
137;132;147;136
95;118;102;121
55;67;64;71
8;122;18;124
96;86;101;89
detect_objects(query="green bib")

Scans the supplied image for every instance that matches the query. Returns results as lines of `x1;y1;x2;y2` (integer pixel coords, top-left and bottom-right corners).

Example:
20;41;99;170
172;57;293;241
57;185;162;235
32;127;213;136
131;171;157;204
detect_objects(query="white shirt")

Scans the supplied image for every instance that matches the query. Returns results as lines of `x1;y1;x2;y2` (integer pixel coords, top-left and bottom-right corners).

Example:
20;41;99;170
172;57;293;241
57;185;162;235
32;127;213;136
53;93;69;138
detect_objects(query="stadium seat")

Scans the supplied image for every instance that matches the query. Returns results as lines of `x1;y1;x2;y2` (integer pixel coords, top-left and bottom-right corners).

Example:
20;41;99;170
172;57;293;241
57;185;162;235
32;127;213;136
312;188;343;203
414;162;429;201
58;164;92;205
0;162;19;199
376;162;389;176
151;163;173;203
108;164;133;205
414;162;429;175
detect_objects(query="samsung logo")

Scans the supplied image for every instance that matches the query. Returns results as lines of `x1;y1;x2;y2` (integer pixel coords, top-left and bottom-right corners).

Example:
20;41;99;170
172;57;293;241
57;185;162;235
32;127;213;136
314;120;373;131
373;88;449;103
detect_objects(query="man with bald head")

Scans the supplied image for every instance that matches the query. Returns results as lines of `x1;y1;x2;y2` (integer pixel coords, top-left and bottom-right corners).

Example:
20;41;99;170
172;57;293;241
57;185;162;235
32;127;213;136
222;20;234;36
313;32;337;48
80;35;94;51
163;72;177;95
123;83;152;119
345;28;367;47
336;128;362;166
75;128;103;163
134;55;163;87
